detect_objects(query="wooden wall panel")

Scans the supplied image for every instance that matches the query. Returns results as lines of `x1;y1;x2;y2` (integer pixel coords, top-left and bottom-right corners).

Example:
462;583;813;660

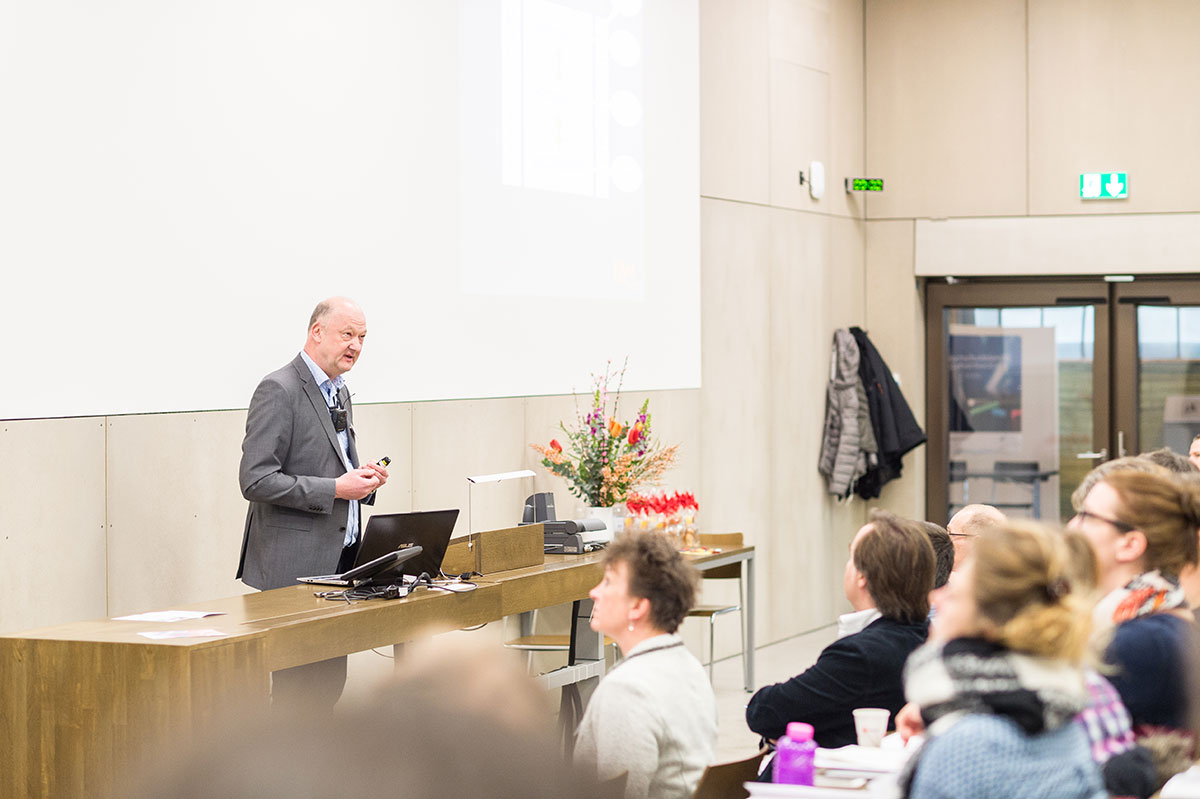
106;411;251;617
865;0;1027;219
0;418;107;633
1028;0;1200;215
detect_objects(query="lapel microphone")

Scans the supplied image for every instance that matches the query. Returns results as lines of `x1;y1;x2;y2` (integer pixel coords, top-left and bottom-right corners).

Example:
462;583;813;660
330;392;348;433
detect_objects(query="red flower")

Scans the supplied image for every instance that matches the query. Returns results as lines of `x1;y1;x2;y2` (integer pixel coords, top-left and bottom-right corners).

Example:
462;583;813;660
549;439;563;453
628;427;641;445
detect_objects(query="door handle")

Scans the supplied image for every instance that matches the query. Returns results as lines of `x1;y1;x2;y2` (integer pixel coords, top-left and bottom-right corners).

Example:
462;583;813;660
1076;448;1107;460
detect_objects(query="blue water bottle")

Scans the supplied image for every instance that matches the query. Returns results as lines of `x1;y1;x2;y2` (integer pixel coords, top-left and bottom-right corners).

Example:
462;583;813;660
773;721;817;785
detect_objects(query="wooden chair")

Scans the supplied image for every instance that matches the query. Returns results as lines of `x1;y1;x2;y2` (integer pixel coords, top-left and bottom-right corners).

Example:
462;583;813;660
692;747;768;799
504;606;619;671
686;532;746;682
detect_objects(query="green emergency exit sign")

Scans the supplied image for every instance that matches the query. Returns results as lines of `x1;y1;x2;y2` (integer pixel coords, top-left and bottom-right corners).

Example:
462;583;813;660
1080;172;1128;199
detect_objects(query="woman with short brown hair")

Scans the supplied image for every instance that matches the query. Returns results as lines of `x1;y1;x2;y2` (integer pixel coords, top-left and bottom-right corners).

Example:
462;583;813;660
573;532;716;799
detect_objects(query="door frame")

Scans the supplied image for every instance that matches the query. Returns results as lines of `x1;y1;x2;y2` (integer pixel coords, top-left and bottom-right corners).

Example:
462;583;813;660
1112;279;1200;457
923;279;1111;525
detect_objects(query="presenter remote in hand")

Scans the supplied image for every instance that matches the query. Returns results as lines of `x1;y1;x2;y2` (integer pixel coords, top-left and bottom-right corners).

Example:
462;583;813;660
236;296;389;710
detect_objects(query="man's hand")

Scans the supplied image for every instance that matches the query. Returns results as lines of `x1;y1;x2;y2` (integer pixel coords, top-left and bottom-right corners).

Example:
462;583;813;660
362;459;390;488
335;467;383;500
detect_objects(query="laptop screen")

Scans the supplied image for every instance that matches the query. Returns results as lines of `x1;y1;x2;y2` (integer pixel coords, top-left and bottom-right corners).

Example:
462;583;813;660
358;509;460;579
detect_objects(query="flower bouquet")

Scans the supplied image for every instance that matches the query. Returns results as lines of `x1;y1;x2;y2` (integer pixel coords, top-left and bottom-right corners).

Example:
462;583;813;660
530;361;678;509
626;491;700;547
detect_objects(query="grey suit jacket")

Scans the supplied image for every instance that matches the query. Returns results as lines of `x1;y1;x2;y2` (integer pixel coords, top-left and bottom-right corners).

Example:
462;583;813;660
236;354;373;590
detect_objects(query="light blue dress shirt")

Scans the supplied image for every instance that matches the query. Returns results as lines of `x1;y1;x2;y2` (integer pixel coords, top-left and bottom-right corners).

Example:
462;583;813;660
299;351;359;548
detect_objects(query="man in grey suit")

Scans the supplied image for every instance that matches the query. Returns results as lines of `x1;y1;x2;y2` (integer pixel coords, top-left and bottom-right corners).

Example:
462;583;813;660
237;296;389;707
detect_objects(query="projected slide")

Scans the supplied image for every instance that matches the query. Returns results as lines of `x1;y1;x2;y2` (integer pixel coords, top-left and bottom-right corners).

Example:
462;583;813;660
0;0;699;419
460;0;645;299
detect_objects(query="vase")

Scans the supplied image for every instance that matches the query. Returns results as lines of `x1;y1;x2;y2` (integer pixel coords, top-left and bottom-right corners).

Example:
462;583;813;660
587;506;617;537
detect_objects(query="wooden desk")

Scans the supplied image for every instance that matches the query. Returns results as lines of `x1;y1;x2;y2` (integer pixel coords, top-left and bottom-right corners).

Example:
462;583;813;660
0;545;754;799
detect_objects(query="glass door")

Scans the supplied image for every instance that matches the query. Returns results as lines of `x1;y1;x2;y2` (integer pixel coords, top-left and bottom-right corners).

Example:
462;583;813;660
1113;281;1200;456
925;281;1110;525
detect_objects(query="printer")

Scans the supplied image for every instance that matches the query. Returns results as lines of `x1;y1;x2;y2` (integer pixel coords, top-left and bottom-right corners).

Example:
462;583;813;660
521;492;611;553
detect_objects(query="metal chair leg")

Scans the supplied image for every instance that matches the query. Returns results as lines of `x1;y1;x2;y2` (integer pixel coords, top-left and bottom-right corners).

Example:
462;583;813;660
738;575;747;684
708;617;716;680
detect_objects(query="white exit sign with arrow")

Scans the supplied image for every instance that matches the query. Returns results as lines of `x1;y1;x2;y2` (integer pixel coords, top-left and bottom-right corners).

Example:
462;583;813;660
1080;172;1128;199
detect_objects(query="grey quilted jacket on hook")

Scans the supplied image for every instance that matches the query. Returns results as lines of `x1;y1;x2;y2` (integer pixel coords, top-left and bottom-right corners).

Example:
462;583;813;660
818;328;877;497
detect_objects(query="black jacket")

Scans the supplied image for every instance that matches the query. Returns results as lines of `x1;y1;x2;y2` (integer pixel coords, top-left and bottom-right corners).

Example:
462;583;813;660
849;327;925;499
746;616;929;748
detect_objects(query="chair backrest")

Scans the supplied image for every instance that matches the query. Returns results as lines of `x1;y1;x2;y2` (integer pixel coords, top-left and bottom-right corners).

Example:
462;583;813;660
691;748;767;799
993;460;1040;480
698;533;744;581
700;532;744;549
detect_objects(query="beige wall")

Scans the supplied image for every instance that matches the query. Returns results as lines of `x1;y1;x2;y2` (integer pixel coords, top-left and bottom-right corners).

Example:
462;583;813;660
2;1;944;667
700;0;928;654
866;0;1200;271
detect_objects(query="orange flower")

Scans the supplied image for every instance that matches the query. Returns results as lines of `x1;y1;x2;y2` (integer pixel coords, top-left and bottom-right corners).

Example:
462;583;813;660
608;418;624;438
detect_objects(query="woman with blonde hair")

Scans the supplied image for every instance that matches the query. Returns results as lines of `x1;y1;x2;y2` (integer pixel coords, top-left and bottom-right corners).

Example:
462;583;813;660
900;521;1104;799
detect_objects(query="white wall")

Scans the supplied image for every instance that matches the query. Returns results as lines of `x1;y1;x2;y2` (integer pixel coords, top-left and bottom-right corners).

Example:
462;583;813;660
2;2;900;667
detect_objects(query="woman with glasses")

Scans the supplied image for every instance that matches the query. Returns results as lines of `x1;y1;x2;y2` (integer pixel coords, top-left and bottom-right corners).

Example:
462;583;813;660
1068;469;1200;767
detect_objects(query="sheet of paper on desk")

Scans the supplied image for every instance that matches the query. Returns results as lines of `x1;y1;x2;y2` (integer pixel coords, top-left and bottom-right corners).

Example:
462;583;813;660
745;780;895;797
115;610;226;622
815;744;910;774
137;629;229;640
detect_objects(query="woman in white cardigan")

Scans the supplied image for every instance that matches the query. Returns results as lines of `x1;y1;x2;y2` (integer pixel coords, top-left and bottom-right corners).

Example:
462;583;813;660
573;532;718;799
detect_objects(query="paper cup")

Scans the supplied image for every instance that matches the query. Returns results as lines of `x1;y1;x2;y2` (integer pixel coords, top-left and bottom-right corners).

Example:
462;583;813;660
852;707;890;747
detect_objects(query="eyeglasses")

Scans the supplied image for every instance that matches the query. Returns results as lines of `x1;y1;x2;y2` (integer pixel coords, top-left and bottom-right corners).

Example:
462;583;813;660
947;532;975;539
1073;508;1136;534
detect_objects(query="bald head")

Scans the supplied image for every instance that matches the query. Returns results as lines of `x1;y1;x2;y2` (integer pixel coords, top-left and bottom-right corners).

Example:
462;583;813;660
947;504;1006;570
304;296;367;379
309;296;362;330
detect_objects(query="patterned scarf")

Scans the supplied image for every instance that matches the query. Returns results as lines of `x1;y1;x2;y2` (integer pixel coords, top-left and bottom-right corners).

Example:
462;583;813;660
898;637;1088;797
1092;571;1188;636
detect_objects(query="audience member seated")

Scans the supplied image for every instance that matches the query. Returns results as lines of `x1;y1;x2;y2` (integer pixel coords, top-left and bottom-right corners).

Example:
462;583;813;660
945;504;1005;571
1176;470;1200;611
134;637;605;799
899;521;1105;799
1140;447;1199;474
919;521;954;592
1190;434;1200;471
1069;456;1164;515
1058;529;1157;799
1069;469;1200;790
573;532;717;799
746;510;932;752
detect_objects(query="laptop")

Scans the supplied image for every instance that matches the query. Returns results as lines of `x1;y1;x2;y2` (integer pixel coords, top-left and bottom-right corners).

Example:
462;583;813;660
354;509;460;581
297;544;423;587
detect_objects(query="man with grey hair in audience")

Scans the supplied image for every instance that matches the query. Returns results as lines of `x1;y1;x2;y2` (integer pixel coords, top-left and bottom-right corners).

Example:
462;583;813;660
946;504;1006;571
1139;447;1197;475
